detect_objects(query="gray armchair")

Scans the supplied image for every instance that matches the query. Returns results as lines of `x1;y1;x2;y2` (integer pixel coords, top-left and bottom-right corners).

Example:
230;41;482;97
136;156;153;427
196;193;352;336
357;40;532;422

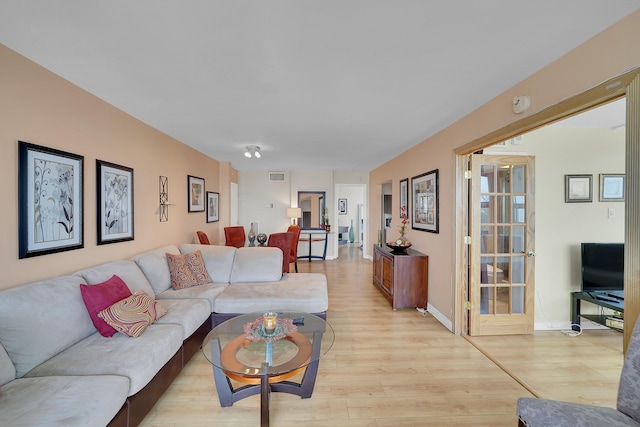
517;320;640;426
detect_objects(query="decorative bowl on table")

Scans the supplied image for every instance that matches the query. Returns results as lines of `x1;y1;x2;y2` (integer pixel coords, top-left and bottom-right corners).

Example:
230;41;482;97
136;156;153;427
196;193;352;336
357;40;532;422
243;317;297;342
386;242;411;254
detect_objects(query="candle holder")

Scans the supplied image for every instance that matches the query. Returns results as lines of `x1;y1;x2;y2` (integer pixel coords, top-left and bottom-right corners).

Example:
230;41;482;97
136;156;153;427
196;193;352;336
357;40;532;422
263;312;278;335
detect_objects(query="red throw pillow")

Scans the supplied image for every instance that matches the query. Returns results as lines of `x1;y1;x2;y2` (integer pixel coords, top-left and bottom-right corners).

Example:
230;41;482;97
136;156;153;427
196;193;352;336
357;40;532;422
80;275;132;337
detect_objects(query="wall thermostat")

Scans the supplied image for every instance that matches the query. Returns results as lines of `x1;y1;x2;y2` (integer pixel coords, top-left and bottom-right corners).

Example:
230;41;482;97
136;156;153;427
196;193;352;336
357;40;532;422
512;96;531;114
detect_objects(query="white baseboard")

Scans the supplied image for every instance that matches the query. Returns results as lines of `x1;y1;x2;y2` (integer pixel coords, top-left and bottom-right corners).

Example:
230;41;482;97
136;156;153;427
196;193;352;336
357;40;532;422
427;303;453;332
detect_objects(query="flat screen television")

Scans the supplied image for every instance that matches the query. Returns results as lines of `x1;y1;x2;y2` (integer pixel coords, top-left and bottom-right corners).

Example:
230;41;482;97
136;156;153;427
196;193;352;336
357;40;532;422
581;242;624;292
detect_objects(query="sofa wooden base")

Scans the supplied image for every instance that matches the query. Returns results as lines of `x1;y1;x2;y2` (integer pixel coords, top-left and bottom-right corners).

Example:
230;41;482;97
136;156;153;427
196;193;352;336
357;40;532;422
107;318;213;427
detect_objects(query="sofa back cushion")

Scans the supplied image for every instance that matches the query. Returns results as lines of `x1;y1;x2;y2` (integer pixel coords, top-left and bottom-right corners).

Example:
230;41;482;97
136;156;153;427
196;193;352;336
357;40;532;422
76;260;155;297
180;244;236;283
131;245;181;295
0;275;95;378
0;343;16;386
229;247;283;283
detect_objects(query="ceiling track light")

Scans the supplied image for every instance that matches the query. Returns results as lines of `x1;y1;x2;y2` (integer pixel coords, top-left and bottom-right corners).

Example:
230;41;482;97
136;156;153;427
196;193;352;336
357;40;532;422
244;145;261;158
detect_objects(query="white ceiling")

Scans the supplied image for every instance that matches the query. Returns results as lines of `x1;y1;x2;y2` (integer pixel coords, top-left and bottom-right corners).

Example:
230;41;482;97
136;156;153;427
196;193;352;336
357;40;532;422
1;1;638;171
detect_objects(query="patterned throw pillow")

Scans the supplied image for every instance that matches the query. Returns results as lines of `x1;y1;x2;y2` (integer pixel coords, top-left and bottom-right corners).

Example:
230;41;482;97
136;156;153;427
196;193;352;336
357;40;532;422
97;291;168;337
166;251;212;289
166;252;198;289
184;250;212;285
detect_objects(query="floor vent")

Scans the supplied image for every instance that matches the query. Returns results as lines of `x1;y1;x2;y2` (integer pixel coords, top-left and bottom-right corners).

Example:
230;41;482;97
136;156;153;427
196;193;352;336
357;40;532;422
269;171;286;182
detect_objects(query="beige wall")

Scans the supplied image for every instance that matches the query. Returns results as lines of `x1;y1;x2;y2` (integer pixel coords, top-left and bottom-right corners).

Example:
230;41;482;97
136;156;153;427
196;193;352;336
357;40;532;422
0;45;222;290
369;10;640;328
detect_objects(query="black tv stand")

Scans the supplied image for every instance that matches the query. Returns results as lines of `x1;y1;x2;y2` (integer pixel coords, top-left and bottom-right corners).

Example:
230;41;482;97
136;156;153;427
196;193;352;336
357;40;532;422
571;291;624;332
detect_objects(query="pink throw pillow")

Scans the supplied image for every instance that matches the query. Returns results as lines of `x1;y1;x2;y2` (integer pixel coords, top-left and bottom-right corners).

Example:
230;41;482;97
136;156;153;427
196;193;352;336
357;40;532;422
80;275;132;337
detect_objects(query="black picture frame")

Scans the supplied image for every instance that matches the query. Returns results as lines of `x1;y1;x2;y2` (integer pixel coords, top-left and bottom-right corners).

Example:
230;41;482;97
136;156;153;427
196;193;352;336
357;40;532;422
18;141;84;258
206;191;219;222
411;169;439;233
338;198;347;215
97;160;134;245
188;175;205;212
399;178;408;218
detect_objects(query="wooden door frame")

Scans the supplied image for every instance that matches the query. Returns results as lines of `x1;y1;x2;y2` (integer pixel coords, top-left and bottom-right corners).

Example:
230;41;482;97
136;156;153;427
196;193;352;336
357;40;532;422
453;68;640;352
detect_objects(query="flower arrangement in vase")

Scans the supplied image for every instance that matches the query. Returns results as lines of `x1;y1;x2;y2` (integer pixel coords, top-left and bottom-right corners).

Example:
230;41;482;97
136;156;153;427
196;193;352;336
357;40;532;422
324;207;331;232
386;205;411;253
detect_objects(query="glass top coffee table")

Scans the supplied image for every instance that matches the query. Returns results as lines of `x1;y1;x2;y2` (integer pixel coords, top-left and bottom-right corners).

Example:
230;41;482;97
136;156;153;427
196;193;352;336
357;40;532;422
202;311;334;427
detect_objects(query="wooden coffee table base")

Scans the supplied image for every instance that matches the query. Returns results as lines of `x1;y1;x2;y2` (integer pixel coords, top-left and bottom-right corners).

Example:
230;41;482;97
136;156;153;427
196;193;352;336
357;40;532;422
209;331;323;427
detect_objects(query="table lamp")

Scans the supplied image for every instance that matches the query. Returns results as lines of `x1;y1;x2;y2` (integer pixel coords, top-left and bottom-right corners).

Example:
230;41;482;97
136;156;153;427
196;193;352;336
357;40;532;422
287;207;302;226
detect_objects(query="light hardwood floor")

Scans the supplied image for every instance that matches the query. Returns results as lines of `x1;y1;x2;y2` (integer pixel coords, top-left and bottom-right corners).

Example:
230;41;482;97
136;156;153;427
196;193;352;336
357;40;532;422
140;244;623;426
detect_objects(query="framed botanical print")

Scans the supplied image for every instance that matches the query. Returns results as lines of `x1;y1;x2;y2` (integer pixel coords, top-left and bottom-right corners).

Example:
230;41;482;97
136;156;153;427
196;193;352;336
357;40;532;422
97;160;134;244
188;175;205;212
411;169;439;233
18;141;84;258
207;191;219;222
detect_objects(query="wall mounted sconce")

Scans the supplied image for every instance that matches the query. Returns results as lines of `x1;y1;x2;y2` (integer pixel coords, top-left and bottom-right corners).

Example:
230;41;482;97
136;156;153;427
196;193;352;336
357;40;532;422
244;145;261;158
159;176;175;222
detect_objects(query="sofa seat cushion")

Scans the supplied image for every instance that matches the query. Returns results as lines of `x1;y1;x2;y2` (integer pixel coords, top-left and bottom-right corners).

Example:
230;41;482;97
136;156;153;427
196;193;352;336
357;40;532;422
180;244;237;283
0;275;95;378
0;375;129;427
214;273;328;314
154;298;211;339
156;283;227;312
76;260;156;297
25;324;183;396
131;245;181;295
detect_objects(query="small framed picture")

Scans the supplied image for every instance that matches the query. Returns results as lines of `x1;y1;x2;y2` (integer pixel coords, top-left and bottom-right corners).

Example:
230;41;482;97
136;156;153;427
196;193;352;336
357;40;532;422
399;178;408;217
338;198;347;215
97;160;134;245
206;191;219;222
565;174;592;203
18;141;84;258
599;174;625;202
412;169;439;233
188;175;205;212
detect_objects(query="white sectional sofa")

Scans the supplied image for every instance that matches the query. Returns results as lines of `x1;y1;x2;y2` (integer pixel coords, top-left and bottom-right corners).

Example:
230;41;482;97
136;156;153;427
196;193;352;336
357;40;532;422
0;244;328;427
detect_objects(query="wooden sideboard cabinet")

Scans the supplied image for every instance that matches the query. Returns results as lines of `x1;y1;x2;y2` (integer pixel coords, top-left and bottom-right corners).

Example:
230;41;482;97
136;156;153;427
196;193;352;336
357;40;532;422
372;244;428;309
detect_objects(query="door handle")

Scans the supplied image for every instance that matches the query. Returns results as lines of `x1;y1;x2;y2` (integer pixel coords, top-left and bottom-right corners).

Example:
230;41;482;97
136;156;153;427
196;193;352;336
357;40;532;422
527;251;536;257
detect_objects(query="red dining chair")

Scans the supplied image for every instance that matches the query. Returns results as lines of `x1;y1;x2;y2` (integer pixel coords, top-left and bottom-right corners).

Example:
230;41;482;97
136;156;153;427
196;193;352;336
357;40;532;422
196;231;211;245
287;225;301;273
224;226;246;248
267;232;293;274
